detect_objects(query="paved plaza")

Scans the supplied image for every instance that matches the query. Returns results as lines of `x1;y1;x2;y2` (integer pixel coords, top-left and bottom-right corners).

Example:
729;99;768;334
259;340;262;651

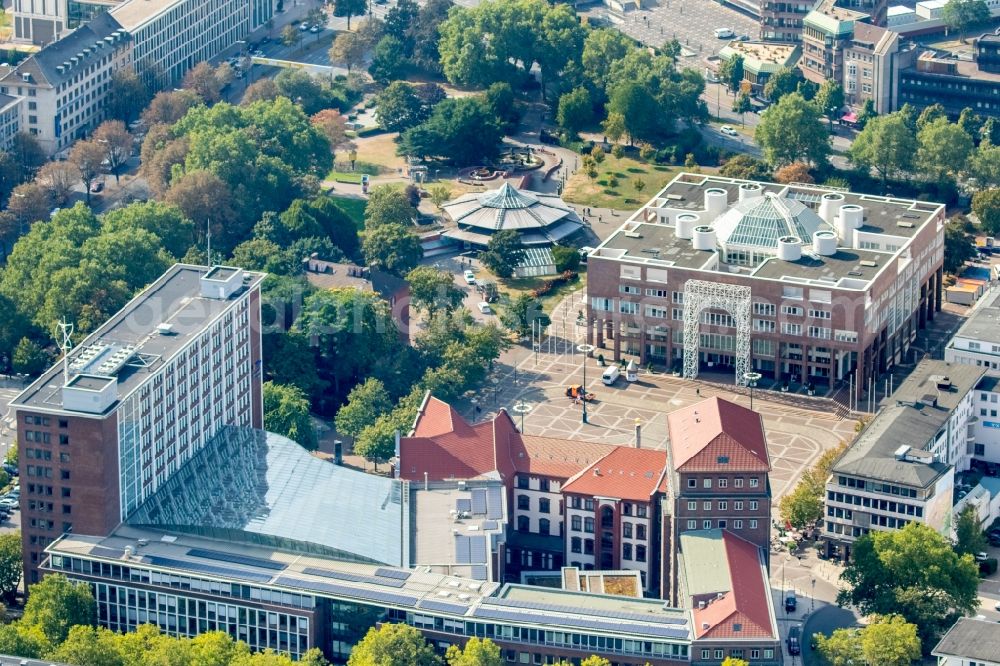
584;0;760;58
465;289;858;500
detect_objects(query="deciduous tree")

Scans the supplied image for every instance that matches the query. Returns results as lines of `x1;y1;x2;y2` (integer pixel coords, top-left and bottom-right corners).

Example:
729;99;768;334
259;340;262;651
92;120;133;184
362;223;422;275
365;186;417;229
407;265;465;316
970;143;1000;188
181;61;228;104
762;66;799;103
755;92;830;166
335;0;367;30
21;574;96;645
329;30;367;73
501;293;550;338
34;160;78;205
375;81;426;132
106;69;151;125
718;54;744;93
848;112;917;194
68;139;106;203
141;89;202;126
6;181;51;230
973;188;1000;235
348;624;439;666
263;381;317;450
917;117;973;184
557;87;593;138
942;0;990;42
369;35;405;84
814;80;845;131
955;504;988;557
944;218;977;274
446;637;501;666
335;377;393;440
242;78;280;105
481;229;525;279
398;97;503;165
838;522;979;645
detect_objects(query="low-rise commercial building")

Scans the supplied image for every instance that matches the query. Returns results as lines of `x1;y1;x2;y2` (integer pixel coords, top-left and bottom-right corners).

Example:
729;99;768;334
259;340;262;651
800;2;868;85
898;38;1000;117
843;22;913;114
759;0;813;43
945;288;1000;374
585;173;945;394
822;360;984;558
932;617;1000;666
718;41;801;95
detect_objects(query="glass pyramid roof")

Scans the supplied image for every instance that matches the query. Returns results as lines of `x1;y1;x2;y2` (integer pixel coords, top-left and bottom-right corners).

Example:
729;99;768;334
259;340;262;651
713;193;833;249
478;183;539;209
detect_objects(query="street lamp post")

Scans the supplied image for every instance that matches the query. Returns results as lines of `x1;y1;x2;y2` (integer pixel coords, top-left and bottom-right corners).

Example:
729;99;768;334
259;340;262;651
491;377;499;405
811;578;816;613
513;402;531;433
577;344;595;424
744;371;762;410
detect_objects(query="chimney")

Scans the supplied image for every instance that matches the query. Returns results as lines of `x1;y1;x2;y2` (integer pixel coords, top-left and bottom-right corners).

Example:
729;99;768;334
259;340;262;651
394;429;401;459
593;468;601;476
635;419;642;449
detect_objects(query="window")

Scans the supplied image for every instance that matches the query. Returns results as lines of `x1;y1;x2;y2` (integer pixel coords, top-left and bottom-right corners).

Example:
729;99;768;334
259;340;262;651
719;478;728;488
687;478;696;488
584;499;594;510
584;517;595;533
719;501;728;510
636;524;646;540
734;520;743;529
623;522;632;538
703;520;712;529
688;501;697;510
703;501;712;511
539;518;550;535
517;516;529;532
753;318;776;332
749;519;758;529
623;503;632;515
539;478;550;492
635;545;646;562
571;515;582;531
749;500;758;510
623;543;632;560
621;265;641;280
637;505;647;518
703;478;712;488
750;477;759;488
782;305;803;316
60;470;70;481
571;537;582;553
687;520;697;529
782;323;803;335
58;435;69;445
714;650;724;659
518;495;530;511
735;478;744;488
702;650;710;659
753;302;776;316
719;520;727;528
783;286;803;300
620;285;641;295
517;475;529;489
620;301;638;315
539;498;550;514
735;501;744;510
584;539;594;555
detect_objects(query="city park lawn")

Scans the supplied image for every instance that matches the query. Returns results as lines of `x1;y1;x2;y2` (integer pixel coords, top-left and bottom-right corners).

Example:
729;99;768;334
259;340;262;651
562;155;680;210
491;268;587;316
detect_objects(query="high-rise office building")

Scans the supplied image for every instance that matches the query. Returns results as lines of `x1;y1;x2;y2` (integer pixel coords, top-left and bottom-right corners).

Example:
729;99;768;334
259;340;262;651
11;264;265;584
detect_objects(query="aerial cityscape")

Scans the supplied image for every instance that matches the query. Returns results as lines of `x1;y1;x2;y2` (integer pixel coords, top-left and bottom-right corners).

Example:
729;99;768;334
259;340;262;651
1;0;1000;664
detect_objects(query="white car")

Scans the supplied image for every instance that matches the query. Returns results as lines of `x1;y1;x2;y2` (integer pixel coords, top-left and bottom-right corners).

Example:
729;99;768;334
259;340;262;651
714;28;734;39
299;22;310;31
720;125;738;136
477;302;492;315
464;270;476;284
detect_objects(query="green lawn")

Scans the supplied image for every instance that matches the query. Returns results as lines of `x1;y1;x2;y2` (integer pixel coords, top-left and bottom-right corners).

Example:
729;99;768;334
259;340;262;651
562;155;679;210
328;195;367;229
328;171;364;184
497;269;587;315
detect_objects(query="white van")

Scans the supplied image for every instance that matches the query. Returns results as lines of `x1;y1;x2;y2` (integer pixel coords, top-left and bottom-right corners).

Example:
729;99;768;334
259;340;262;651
714;28;734;39
602;366;620;385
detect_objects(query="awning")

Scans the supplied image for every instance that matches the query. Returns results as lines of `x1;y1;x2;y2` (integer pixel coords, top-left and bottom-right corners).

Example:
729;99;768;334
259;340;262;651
841;111;858;123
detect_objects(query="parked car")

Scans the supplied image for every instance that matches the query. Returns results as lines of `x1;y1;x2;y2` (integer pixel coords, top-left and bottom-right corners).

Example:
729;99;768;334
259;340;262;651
2;463;17;476
90;181;104;193
602;365;620;386
0;498;18;509
477;302;492;315
976;552;989;562
714;28;734;39
253;49;265;58
785;593;797;613
299;22;310;31
720;125;738;137
309;25;320;33
787;625;801;655
463;270;476;284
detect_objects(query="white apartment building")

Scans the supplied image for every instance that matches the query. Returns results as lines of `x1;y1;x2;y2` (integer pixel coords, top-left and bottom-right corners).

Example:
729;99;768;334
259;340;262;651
822;361;984;558
0;12;129;155
110;0;272;87
945;289;1000;375
0;94;23;150
973;376;1000;466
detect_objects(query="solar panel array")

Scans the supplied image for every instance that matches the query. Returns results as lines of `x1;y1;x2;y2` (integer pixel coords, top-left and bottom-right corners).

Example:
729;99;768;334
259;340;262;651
481;596;688;626
455;535;472;564
374;568;410;581
274;576;419;607
471;606;688;639
147;556;273;583
187;548;286;571
456;498;472;513
417;599;470;615
469;536;487;563
301;567;406;588
471;489;487;514
486;487;503;519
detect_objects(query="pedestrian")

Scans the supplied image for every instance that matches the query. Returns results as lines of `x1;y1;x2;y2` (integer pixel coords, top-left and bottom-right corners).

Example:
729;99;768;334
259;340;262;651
475;405;482;415
696;388;700;396
599;215;602;223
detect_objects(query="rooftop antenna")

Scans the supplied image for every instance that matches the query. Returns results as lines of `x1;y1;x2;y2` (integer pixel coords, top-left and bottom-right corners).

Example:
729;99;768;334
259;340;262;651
56;319;74;384
206;219;212;268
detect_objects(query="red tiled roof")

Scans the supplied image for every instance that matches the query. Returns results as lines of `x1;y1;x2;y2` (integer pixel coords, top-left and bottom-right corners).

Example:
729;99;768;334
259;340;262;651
692;531;775;640
400;395;499;481
515;436;615;478
562;447;668;501
667;397;770;473
400;394;609;483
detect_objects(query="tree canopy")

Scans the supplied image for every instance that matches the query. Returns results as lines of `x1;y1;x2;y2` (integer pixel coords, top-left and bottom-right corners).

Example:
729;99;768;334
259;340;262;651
848;112;917;193
838;522;980;645
755;92;830;166
347;624;438;666
398;97;503;165
263;382;317;450
480;230;526;279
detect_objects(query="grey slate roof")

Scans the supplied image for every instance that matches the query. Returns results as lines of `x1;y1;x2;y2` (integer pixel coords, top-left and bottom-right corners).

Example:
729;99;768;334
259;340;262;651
951;288;1000;346
833;360;984;487
0;12;125;89
933;618;1000;663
